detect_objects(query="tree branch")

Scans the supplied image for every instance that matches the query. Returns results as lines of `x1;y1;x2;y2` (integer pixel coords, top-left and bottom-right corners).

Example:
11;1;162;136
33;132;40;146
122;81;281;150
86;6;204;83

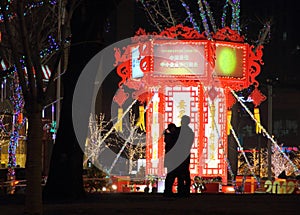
0;1;29;104
140;1;162;32
16;1;40;103
253;20;271;53
166;0;176;27
43;50;62;104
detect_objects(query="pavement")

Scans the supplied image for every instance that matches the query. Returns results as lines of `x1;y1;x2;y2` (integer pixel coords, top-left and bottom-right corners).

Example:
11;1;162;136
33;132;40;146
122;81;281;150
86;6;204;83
1;193;299;215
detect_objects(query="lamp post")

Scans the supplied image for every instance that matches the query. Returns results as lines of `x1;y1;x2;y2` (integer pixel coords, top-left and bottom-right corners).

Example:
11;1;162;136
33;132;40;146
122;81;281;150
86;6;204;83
55;0;66;134
56;0;62;132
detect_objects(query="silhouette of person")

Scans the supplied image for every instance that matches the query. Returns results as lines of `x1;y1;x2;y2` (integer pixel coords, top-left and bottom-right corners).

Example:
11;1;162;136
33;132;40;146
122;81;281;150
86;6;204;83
163;115;194;197
163;123;179;196
176;115;194;196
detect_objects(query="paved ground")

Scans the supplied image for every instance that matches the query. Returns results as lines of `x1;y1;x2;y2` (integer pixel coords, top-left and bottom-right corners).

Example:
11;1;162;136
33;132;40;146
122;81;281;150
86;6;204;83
1;193;299;215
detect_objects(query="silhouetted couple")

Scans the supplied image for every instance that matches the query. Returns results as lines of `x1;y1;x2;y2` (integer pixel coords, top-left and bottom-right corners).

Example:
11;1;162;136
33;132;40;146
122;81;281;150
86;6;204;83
163;115;194;197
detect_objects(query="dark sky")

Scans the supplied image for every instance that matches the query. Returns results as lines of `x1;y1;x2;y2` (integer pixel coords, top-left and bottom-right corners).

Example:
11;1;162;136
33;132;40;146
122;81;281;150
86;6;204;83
236;0;300;87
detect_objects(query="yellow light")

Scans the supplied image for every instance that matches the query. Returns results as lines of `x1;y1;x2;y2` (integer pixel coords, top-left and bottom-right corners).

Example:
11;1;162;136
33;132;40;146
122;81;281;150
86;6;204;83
223;185;235;193
112;184;117;190
218;48;237;75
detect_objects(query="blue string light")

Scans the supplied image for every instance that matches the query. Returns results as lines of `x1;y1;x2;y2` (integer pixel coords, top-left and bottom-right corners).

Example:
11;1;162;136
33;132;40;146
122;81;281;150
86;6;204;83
202;0;217;33
198;0;211;38
0;0;57;22
40;35;60;59
180;0;201;33
221;0;229;28
7;72;25;179
230;0;241;32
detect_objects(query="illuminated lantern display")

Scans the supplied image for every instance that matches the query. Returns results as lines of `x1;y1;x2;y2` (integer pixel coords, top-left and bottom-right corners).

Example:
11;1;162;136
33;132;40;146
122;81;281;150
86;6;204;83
113;25;265;183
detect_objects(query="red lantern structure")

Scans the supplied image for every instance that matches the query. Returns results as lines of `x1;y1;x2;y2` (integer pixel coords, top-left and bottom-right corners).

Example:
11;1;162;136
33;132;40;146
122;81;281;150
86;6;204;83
114;25;265;183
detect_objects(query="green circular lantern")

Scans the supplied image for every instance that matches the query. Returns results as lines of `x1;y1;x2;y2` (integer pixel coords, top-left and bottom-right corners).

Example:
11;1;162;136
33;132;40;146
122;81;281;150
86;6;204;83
218;47;237;75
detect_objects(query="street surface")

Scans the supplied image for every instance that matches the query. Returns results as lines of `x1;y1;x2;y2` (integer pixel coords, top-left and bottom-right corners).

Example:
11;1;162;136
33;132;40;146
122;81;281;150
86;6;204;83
1;193;299;215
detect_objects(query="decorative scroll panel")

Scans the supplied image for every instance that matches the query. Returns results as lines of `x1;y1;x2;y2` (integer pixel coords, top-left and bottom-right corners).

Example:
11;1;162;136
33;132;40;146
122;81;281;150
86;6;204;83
202;86;227;181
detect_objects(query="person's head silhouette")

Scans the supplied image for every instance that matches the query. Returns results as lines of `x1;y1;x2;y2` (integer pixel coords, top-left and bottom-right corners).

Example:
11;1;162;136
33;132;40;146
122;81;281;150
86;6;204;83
167;123;176;131
181;115;190;126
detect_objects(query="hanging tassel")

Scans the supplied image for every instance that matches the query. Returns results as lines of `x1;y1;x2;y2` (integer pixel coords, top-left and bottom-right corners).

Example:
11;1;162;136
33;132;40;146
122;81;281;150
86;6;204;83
227;110;232;135
136;105;146;131
115;107;123;132
254;108;262;133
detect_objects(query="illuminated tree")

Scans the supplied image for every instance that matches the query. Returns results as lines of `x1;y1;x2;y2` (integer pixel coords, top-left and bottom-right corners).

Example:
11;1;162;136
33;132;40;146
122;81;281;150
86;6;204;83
137;1;238;32
137;0;270;49
237;148;271;178
85;110;145;176
85;113;115;168
123;110;145;175
5;72;25;194
0;114;9;144
237;144;300;179
0;0;77;214
259;149;269;178
272;146;295;178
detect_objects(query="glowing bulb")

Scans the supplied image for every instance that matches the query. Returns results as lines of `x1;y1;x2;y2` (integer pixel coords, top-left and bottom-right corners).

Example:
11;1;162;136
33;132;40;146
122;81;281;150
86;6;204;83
111;184;117;190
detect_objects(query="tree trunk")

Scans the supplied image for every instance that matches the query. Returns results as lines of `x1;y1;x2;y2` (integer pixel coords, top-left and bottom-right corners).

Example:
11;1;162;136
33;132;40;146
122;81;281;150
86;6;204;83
25;111;43;215
42;96;85;200
43;0;123;200
43;64;86;199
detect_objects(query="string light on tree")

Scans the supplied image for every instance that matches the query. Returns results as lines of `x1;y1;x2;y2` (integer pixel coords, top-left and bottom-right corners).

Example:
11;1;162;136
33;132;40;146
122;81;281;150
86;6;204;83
7;72;25;181
137;0;244;39
180;0;201;33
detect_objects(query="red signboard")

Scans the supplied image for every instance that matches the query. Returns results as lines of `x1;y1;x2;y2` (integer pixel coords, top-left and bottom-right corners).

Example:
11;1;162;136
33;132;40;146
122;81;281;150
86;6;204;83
153;41;207;77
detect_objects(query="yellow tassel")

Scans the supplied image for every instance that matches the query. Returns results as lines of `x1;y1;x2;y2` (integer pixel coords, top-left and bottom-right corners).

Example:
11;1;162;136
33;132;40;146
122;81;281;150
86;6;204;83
136;106;146;131
227;110;232;135
115;108;123;132
254;108;261;134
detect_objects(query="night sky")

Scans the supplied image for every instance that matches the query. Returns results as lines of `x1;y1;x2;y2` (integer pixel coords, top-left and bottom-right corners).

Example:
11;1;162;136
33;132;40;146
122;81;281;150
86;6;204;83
241;0;300;87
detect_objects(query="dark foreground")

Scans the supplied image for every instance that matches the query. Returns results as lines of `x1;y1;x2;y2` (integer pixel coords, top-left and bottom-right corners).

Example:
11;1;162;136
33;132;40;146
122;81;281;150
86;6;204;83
1;193;299;215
